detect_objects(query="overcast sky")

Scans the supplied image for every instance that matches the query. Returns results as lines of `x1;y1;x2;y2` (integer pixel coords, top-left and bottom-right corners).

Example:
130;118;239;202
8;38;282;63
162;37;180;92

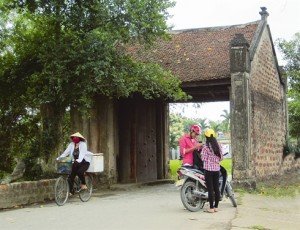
168;0;299;43
168;0;300;121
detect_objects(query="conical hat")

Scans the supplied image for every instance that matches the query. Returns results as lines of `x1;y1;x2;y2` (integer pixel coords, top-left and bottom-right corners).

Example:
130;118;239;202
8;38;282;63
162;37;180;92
70;132;86;141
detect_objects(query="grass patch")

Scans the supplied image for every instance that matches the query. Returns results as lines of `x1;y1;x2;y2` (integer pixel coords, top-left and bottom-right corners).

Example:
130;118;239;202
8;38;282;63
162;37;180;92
220;158;232;175
238;171;300;197
254;183;299;197
249;225;268;230
169;159;182;180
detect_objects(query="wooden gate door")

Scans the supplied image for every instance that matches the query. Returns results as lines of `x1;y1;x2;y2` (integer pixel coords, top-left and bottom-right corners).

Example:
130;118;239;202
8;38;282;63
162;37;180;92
118;97;157;183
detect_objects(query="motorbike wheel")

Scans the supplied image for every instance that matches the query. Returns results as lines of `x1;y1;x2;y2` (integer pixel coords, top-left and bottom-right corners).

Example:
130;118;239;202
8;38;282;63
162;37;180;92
225;182;237;207
180;181;205;212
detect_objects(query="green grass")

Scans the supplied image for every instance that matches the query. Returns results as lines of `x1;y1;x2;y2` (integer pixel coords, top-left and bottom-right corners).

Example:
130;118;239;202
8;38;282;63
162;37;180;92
237;171;300;197
169;158;233;179
169;159;182;180
249;225;267;230
220;158;232;175
235;173;299;203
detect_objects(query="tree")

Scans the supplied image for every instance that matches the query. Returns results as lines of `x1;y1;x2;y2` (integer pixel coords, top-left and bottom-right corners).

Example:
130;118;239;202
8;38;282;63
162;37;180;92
208;120;221;134
169;113;184;149
220;109;230;133
0;0;187;178
278;33;300;143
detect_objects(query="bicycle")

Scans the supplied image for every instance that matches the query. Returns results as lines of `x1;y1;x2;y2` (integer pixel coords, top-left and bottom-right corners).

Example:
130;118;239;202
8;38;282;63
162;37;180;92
54;161;93;206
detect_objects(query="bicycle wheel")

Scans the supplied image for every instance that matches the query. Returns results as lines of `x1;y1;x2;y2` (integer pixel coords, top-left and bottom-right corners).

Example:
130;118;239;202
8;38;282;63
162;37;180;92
79;174;93;202
54;176;69;206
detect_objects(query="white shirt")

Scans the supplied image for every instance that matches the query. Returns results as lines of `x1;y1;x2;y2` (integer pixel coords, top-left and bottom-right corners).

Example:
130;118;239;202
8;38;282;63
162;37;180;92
58;141;92;163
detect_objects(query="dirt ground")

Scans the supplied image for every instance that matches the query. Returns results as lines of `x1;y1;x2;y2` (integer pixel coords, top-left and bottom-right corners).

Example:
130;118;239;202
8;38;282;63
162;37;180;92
1;170;299;230
231;170;300;230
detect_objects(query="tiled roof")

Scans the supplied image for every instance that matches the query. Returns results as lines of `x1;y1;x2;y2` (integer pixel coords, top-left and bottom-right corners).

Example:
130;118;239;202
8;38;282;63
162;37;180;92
128;21;260;83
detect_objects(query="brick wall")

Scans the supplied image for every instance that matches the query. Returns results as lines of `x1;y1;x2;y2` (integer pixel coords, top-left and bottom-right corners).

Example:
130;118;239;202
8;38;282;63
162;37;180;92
249;27;291;179
0;174;109;209
281;154;300;173
0;179;56;209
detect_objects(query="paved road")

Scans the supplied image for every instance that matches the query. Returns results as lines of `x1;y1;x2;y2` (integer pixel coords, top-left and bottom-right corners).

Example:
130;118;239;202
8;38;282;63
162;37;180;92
0;183;237;230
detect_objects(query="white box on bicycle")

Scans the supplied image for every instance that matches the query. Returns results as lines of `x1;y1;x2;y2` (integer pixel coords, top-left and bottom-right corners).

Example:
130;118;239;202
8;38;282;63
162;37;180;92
87;153;104;173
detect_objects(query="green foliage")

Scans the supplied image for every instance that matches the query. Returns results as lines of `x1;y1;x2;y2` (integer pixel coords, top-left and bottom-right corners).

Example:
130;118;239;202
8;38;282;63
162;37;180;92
220;109;230;133
169;159;182;180
283;141;300;160
220;158;232;175
169;112;207;149
0;0;185;178
169;113;185;149
278;33;300;140
254;171;299;197
168;107;231;149
1;0;183;107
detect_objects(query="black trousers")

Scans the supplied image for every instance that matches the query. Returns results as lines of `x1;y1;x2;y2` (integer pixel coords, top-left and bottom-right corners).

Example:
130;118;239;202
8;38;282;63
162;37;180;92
68;159;90;192
220;166;227;196
205;170;220;209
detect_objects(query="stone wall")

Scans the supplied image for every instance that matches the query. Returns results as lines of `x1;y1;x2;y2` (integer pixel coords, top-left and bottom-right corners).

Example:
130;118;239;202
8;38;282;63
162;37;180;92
281;154;300;174
0;179;56;209
249;27;288;179
0;175;109;209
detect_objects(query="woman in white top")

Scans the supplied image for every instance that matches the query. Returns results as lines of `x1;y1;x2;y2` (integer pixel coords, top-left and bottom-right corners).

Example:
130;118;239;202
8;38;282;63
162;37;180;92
57;132;91;194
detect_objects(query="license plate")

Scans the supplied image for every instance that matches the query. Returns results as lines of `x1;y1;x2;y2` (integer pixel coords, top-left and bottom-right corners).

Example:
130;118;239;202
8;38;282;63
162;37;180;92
175;179;184;187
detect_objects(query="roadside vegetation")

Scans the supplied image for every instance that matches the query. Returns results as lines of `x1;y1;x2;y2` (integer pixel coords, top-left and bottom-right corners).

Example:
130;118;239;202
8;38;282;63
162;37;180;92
236;171;300;198
253;171;299;197
0;0;186;181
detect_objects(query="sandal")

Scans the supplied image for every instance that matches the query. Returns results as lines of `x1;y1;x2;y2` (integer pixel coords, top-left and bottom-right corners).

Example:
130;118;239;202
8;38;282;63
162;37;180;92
204;208;215;213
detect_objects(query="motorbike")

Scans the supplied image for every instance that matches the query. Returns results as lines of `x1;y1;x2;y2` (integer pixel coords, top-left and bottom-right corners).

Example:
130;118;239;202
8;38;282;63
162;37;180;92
176;163;237;212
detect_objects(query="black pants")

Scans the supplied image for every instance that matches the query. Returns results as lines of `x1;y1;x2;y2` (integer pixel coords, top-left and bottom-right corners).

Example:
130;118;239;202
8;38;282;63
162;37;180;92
68;159;90;193
205;170;220;209
220;166;227;196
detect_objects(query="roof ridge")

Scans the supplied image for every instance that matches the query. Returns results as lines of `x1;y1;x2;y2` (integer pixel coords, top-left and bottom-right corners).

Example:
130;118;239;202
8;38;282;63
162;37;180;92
169;20;261;34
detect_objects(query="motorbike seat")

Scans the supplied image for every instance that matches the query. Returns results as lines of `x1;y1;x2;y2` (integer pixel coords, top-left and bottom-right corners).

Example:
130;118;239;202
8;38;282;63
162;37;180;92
182;167;204;175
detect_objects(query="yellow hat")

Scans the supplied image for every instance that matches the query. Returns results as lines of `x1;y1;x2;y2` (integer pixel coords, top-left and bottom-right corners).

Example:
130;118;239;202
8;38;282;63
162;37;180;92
204;128;217;138
70;132;86;141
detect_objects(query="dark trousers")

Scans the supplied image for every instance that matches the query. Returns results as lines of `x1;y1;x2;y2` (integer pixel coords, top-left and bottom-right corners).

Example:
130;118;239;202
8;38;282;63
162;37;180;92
205;170;220;209
68;160;90;192
220;166;227;196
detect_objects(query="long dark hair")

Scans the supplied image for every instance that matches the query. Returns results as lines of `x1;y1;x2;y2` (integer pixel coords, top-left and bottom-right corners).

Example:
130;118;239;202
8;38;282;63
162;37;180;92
206;136;221;158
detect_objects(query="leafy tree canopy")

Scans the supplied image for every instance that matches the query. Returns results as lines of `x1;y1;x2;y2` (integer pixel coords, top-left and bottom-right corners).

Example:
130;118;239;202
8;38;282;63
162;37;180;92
0;0;187;177
0;0;186;109
278;33;300;140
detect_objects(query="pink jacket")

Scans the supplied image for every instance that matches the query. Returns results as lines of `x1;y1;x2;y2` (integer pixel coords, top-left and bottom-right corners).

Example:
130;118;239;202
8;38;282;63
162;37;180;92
179;134;199;166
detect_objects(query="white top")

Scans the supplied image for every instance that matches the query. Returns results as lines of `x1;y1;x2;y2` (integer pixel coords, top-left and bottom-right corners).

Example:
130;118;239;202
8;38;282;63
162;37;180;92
57;141;92;163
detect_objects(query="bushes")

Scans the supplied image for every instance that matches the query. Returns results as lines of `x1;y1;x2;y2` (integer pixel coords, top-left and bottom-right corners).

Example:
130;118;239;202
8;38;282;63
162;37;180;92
283;141;300;159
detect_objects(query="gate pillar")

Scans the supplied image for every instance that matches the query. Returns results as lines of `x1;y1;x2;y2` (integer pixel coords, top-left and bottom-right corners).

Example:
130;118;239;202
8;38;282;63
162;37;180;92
230;34;256;189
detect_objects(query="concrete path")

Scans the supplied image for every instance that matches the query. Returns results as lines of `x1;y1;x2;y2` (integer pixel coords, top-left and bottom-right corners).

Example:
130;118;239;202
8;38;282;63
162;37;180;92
1;183;299;230
0;183;236;230
231;193;300;230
